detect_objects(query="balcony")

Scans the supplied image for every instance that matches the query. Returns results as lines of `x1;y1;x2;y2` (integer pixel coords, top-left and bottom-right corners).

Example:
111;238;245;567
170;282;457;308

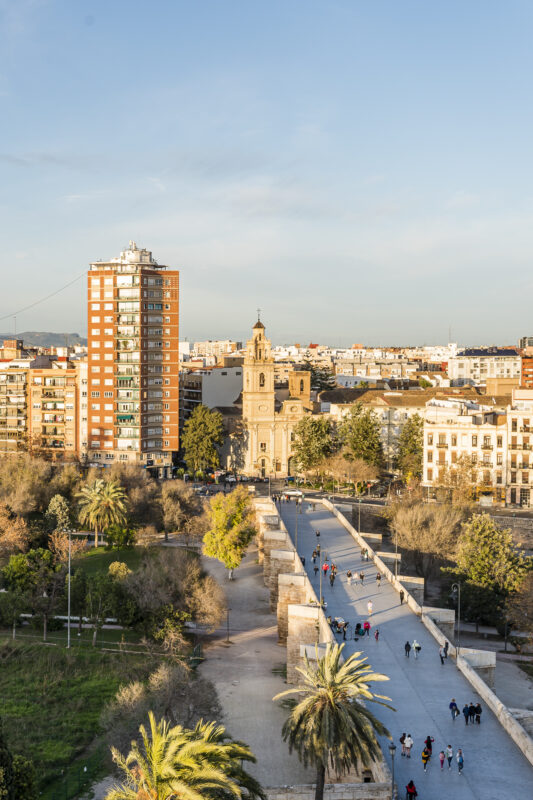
481;444;493;450
508;443;532;450
436;442;448;449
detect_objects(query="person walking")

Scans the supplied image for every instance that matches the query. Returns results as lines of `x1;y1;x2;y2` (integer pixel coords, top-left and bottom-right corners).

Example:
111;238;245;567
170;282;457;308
363;620;371;637
404;640;411;658
374;628;379;643
342;621;349;641
359;571;365;585
421;746;431;772
405;780;417;798
315;529;320;540
424;735;434;756
412;639;421;659
367;600;373;617
439;750;445;771
404;734;414;759
316;543;321;556
329;571;335;587
312;549;317;564
313;564;319;577
399;733;406;757
439;645;446;665
449;698;459;720
469;702;476;724
444;640;449;659
347;570;353;586
457;748;464;774
399;590;405;605
462;703;470;725
376;572;382;589
322;562;329;579
475;702;482;724
446;745;453;770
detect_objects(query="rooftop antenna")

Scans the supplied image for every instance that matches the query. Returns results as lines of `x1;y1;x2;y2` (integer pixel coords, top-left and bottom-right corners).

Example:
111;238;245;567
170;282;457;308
257;307;262;322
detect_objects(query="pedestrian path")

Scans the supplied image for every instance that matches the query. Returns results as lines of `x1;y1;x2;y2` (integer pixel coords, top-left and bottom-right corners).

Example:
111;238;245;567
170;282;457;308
279;501;533;800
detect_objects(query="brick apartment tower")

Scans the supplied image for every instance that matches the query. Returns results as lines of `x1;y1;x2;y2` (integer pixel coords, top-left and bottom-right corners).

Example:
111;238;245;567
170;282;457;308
87;242;179;475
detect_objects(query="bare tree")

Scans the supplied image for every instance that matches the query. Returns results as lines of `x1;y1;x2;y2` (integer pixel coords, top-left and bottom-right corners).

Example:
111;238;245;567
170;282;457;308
0;503;30;557
389;502;465;589
48;530;86;564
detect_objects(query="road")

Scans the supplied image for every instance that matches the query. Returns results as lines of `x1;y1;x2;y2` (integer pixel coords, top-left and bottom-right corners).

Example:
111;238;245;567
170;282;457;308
279;500;533;800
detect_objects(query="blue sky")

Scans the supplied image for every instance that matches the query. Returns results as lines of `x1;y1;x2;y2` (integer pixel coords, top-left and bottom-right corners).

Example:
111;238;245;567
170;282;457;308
1;0;533;346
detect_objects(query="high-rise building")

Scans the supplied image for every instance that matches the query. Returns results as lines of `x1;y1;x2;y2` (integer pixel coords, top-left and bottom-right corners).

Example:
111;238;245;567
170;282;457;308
87;242;179;474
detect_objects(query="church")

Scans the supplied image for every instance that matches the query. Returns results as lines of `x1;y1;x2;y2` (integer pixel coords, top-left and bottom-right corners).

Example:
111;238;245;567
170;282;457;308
220;320;312;477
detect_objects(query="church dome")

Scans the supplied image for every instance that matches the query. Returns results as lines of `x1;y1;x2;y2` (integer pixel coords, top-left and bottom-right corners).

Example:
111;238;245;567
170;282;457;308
253;320;265;330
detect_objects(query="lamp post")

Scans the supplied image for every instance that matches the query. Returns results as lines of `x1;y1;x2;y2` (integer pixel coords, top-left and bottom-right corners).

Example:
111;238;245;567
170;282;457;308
394;528;398;579
452;582;461;656
358;496;362;532
295;498;298;552
67;529;72;649
388;742;396;799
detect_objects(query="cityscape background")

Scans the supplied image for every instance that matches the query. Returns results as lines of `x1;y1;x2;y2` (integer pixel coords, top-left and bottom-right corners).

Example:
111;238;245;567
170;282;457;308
2;1;533;344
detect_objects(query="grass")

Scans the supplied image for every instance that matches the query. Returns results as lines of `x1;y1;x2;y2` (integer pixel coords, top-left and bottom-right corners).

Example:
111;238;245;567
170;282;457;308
72;545;145;576
0;640;154;799
1;624;144;649
517;662;533;680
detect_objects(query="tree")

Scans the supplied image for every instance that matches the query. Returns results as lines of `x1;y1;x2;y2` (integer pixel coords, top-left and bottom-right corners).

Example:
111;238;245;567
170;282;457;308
303;362;336;392
106;711;264;800
2;548;66;641
273;644;392;800
433;453;477;506
0;504;29;558
105;524;137;549
77;479;128;547
341;404;382;468
292;416;336;475
508;572;533;640
85;573;116;647
396;414;423;480
45;494;71;532
0;723;14;800
388;500;464;589
0;589;29;639
12;755;37;800
319;451;378;490
161;481;203;543
203;487;256;579
48;529;86;564
107;463;162;528
182;405;224;475
455;514;529;593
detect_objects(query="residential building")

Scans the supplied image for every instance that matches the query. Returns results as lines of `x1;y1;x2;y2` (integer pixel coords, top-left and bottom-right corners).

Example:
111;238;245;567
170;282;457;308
506;389;533;507
87;241;179;475
422;398;508;503
180;365;243;427
519;336;533;349
520;349;533;389
448;348;521;386
192;340;242;358
0;364;28;454
28;361;78;459
76;359;88;460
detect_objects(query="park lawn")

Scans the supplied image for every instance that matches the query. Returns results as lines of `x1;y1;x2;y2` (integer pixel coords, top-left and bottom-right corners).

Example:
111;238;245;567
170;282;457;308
1;624;145;648
0;639;154;799
73;545;146;576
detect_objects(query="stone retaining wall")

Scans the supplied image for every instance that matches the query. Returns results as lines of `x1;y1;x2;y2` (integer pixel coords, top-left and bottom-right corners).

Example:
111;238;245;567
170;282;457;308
266;783;391;800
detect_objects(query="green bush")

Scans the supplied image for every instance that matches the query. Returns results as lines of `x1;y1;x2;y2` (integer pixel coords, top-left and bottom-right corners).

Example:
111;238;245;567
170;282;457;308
12;755;37;800
105;524;137;549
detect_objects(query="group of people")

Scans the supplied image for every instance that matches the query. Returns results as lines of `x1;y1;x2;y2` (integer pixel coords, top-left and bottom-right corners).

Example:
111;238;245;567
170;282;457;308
401;732;465;797
449;698;483;725
326;616;377;641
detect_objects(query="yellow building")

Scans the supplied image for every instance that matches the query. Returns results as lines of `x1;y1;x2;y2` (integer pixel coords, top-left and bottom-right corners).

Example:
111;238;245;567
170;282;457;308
241;320;310;477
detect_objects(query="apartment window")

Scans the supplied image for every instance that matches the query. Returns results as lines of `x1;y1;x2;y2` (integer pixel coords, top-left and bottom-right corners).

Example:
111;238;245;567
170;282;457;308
438;434;446;445
512;419;517;432
511;471;517;484
92;341;100;349
104;303;113;310
164;440;169;447
91;392;100;399
105;453;114;460
523;472;529;484
91;379;100;386
471;454;477;464
104;316;113;322
497;453;503;465
91;303;100;310
497;436;503;448
104;328;113;335
451;451;457;463
104;403;113;410
427;451;433;463
451;435;457;446
91;329;100;335
91;366;100;373
92;416;100;423
483;471;491;485
472;435;478;446
496;472;502;484
427;434;433;445
427;468;433;481
104;379;113;386
260;442;267;452
164;403;169;410
91;316;100;323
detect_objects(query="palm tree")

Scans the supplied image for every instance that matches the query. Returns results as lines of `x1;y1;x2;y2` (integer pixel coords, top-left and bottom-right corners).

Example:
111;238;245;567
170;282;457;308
77;479;128;547
105;711;265;800
273;644;394;800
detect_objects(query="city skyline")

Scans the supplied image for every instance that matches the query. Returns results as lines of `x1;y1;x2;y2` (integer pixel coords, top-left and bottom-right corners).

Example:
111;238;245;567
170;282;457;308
2;1;533;344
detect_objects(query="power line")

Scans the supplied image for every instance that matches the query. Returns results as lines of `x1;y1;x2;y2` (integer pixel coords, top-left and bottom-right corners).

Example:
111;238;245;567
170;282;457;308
0;271;86;325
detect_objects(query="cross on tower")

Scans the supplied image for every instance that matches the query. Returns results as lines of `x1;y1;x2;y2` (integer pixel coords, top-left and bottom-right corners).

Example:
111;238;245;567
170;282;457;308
257;307;262;322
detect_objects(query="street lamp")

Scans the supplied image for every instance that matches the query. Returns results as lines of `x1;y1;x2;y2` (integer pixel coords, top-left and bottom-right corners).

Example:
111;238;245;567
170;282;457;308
388;742;396;800
295;498;299;552
452;582;461;656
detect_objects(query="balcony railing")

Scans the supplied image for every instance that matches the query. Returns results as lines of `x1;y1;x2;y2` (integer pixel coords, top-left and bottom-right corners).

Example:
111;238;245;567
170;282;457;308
436;443;448;449
481;444;493;450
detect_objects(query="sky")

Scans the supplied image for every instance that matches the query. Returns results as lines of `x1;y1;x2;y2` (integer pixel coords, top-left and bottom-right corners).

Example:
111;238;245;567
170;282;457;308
1;0;533;347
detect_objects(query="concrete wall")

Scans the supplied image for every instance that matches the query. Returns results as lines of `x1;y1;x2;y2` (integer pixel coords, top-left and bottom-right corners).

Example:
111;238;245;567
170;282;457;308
278;573;307;642
287;604;321;683
263;530;288;585
270;549;299;611
266;783;391;800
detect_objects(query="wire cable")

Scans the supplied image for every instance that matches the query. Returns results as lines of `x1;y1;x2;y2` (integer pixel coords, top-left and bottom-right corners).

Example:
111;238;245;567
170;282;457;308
0;271;86;324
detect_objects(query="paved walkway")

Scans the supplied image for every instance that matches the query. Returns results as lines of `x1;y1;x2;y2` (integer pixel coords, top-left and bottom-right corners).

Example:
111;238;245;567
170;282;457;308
279;500;533;800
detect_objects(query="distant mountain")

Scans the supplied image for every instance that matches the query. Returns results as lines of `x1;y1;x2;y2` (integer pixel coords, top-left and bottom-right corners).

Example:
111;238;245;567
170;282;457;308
0;331;87;348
